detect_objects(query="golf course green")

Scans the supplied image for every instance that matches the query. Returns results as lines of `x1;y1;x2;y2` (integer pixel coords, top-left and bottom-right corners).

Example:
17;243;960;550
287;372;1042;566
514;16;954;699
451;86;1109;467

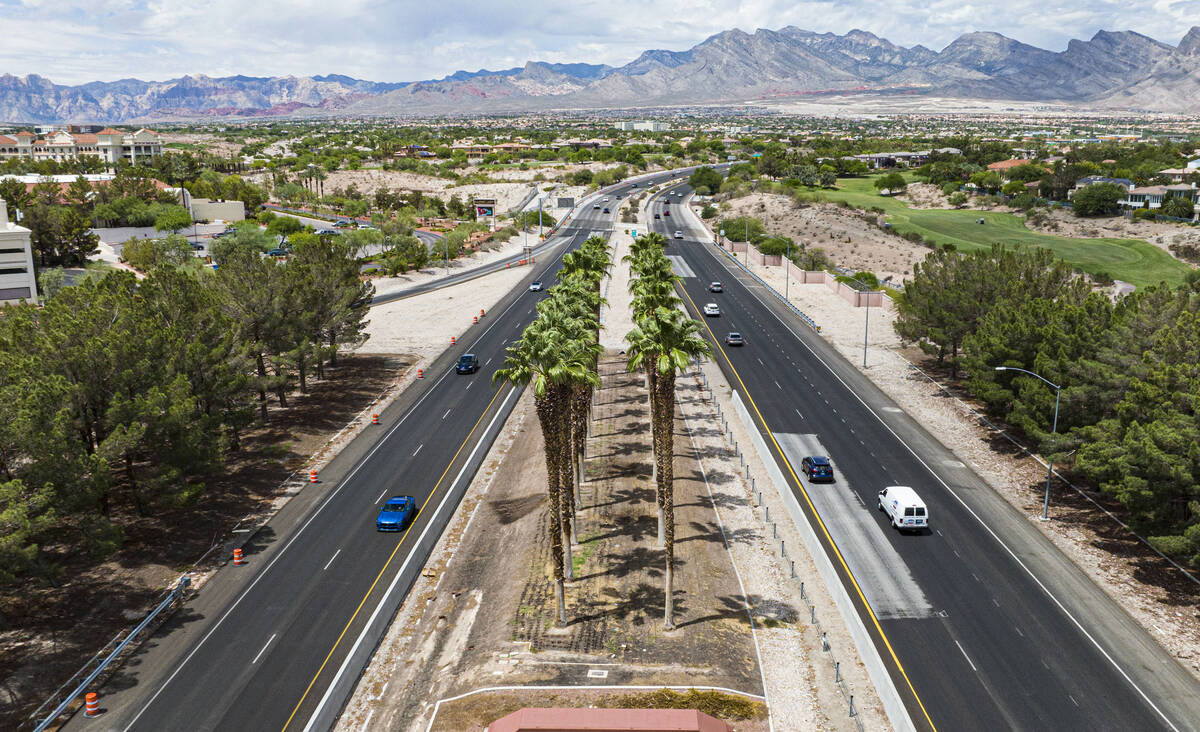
810;177;1190;289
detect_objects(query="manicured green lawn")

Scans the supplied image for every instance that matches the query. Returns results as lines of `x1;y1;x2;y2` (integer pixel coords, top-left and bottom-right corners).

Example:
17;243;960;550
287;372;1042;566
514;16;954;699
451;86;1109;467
808;177;1190;289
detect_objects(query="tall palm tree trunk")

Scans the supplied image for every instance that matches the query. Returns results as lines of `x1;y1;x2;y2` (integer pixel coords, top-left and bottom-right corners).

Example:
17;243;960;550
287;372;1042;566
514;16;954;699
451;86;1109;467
644;363;666;547
535;393;568;625
556;386;576;578
658;371;678;629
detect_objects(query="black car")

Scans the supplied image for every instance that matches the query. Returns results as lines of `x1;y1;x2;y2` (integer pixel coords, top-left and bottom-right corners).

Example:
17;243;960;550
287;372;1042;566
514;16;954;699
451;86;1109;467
602;207;610;214
654;213;661;219
455;354;479;374
801;455;835;482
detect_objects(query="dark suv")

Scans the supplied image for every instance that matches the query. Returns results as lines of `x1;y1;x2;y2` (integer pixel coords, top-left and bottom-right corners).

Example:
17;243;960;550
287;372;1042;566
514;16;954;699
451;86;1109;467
801;455;834;482
455;354;479;374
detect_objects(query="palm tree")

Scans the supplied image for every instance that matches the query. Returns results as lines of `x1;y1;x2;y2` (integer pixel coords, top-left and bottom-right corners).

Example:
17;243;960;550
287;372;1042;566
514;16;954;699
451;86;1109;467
626;306;711;630
494;312;598;624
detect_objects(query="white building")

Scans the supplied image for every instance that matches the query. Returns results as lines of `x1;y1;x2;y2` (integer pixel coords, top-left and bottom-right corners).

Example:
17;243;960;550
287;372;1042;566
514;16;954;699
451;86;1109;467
0;198;37;306
0;128;162;164
614;120;668;132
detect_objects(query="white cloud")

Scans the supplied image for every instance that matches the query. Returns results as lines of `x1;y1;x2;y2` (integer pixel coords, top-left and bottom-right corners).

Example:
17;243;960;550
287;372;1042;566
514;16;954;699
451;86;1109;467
1;0;1197;85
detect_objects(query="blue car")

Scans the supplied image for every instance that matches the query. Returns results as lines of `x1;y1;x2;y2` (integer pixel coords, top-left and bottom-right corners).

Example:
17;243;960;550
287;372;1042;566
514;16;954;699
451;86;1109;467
801;455;834;482
377;496;417;531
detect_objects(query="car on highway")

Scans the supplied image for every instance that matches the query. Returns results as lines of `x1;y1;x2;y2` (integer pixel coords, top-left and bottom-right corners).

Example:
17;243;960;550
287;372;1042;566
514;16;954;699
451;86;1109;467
333;219;355;229
878;485;928;532
603;197;610;202
631;183;638;188
801;455;834;482
603;207;610;214
376;496;417;532
529;281;543;292
455;354;480;374
674;231;684;239
725;332;744;346
315;228;338;235
703;303;720;317
593;203;601;209
654;213;661;219
663;209;670;216
709;281;723;293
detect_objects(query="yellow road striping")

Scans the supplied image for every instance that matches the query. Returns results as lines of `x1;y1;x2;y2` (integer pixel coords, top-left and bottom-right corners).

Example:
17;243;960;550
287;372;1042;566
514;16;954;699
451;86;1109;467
281;385;510;732
677;283;938;731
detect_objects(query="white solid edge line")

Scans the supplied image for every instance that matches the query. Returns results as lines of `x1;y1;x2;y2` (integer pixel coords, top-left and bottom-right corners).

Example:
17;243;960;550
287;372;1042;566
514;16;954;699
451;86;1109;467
301;387;520;732
681;402;774;732
697;229;1182;732
121;247;547;730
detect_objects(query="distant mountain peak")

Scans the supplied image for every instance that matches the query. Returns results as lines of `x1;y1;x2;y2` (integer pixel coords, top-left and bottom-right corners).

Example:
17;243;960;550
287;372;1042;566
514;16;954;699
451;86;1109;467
1;25;1199;122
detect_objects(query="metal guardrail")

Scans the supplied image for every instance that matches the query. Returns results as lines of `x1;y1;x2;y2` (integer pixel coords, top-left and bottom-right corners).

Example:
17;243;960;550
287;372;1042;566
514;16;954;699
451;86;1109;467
28;576;192;731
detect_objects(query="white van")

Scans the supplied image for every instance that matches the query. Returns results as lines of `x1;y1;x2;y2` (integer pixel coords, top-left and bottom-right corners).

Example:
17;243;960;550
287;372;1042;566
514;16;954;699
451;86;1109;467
878;486;928;532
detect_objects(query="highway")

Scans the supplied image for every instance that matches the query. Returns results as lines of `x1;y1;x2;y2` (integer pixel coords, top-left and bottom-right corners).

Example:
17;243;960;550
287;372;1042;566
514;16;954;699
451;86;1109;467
651;184;1200;731
65;168;704;732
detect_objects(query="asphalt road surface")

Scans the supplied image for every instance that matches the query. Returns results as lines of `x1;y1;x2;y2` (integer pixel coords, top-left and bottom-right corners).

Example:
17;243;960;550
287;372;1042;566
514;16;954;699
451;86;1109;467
64;168;705;732
652;184;1199;732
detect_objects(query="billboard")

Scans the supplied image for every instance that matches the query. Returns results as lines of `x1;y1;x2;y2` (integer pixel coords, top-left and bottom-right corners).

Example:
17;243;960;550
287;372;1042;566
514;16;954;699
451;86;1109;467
473;197;496;217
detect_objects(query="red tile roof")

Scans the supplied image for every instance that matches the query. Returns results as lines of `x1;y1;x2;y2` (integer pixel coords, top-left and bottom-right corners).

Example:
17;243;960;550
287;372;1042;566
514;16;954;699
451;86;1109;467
96;128;123;135
987;159;1029;171
14;131;35;138
0;135;15;144
487;708;733;732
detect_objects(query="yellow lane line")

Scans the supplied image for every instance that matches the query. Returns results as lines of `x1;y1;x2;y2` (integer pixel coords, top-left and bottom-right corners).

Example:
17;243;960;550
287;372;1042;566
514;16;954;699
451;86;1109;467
281;385;510;731
677;282;937;731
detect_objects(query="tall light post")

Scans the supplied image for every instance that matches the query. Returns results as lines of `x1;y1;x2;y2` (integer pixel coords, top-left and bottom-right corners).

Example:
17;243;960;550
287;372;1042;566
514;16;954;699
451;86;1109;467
784;238;791;302
845;275;877;368
994;366;1061;521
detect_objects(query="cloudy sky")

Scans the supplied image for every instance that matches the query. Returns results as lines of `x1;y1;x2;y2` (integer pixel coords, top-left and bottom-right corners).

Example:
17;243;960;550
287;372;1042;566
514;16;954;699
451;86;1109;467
3;0;1198;85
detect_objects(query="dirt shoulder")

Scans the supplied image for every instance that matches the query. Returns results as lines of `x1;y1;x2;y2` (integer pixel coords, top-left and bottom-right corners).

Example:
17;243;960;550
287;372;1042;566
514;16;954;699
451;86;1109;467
0;354;411;730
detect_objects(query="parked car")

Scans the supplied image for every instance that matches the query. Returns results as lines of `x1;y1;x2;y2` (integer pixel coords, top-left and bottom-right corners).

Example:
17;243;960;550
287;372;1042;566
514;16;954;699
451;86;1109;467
709;281;723;293
878;486;928;532
376;496;417;532
801;455;834;482
315;228;338;235
674;231;684;239
456;354;479;374
703;303;720;317
266;248;289;257
333;219;355;228
725;332;744;346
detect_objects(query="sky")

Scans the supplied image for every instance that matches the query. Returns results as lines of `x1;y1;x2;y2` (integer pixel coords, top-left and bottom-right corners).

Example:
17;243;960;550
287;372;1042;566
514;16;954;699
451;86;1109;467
3;0;1199;85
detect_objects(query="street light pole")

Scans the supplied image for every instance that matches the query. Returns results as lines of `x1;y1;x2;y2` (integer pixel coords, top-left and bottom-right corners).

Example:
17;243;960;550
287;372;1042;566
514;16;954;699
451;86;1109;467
785;238;790;302
994;366;1061;520
846;275;874;368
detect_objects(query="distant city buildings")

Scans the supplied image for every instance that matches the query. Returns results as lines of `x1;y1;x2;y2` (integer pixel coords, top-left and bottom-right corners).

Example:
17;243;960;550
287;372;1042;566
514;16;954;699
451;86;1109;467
0;128;162;164
0;198;37;306
614;121;669;132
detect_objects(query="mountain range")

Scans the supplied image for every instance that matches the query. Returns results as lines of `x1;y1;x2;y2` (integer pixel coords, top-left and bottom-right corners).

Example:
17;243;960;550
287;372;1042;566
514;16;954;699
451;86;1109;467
3;25;1199;122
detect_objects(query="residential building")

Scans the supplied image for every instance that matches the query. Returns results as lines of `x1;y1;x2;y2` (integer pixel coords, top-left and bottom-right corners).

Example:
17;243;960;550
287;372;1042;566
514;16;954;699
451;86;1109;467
1158;168;1195;183
614;120;668;132
0;128;162;164
1120;183;1199;210
1073;176;1134;197
0;198;37;306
